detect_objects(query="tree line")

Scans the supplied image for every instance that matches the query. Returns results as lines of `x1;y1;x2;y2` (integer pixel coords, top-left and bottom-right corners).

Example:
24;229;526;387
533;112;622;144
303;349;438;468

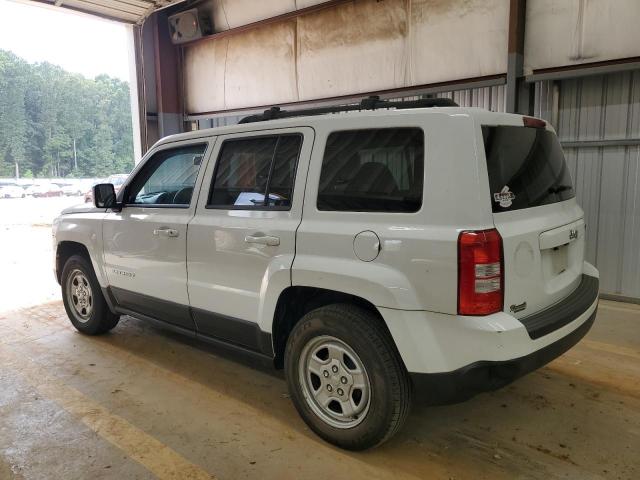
0;49;134;178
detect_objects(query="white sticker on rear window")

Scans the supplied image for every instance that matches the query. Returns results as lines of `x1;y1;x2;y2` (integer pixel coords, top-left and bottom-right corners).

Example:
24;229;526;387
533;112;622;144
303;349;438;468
494;186;515;208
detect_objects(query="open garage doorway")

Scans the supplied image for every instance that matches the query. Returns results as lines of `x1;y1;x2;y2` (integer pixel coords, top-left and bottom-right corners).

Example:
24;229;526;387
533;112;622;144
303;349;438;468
0;1;137;309
0;2;140;223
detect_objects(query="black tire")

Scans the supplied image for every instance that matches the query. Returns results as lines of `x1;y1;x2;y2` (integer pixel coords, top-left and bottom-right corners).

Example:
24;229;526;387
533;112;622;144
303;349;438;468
285;303;412;450
61;254;120;335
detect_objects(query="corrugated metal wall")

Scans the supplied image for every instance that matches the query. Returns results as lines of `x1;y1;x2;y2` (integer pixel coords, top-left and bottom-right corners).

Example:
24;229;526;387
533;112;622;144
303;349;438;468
537;72;640;300
436;85;507;112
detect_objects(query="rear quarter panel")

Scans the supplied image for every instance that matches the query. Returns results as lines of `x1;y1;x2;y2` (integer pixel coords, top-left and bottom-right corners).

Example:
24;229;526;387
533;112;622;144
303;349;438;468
293;111;495;314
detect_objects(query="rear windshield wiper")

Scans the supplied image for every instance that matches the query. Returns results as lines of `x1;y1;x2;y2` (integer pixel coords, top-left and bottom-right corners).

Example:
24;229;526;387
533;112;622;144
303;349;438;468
548;185;573;194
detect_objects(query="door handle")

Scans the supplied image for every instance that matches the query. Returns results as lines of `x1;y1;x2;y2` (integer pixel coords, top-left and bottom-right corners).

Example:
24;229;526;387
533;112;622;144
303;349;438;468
244;234;280;246
153;228;179;238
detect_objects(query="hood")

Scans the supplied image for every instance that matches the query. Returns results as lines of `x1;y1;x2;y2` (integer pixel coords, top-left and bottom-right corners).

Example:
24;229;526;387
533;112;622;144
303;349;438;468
60;203;107;215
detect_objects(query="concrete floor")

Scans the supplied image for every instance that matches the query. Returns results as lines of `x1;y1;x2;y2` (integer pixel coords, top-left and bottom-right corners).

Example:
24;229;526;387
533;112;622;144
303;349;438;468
0;198;639;479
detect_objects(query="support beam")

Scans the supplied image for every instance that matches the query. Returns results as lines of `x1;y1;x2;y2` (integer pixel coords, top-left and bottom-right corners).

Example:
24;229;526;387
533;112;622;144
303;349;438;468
561;138;640;148
140;18;158;151
127;24;144;163
152;11;183;139
506;0;532;114
526;57;640;82
134;10;184;154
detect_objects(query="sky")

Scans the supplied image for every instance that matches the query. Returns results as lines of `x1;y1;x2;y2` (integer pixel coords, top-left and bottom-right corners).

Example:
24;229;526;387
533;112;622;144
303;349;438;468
0;0;130;81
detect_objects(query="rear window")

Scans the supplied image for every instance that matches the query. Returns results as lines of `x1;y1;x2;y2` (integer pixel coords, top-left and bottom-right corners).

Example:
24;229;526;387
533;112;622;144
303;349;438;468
317;128;424;212
482;125;575;212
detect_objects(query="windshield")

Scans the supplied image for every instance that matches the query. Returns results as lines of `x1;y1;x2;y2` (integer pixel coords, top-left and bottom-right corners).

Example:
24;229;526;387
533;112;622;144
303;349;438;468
482;125;575;213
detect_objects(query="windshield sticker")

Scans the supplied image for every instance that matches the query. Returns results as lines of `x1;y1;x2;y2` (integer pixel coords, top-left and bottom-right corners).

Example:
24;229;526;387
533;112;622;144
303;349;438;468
494;186;515;208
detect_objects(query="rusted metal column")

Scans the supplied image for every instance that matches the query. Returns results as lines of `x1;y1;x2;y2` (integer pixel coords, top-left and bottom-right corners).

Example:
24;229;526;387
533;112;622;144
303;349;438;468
127;24;145;161
506;0;531;114
138;15;159;152
151;11;183;140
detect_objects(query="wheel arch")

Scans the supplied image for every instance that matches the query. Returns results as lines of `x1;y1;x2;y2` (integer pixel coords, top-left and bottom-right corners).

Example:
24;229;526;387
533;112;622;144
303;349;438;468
271;286;401;370
56;241;91;284
55;214;108;288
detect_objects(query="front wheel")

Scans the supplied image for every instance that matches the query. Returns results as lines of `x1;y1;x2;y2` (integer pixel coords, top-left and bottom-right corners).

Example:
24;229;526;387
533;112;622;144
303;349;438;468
285;304;412;450
61;255;120;335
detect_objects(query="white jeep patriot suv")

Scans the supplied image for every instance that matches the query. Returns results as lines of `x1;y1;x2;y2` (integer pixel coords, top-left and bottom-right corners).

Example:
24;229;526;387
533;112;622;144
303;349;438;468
53;97;599;450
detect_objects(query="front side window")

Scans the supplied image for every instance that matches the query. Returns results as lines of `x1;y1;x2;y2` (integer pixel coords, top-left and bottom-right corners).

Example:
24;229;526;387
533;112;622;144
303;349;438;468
125;144;206;206
317;128;424;212
208;134;302;209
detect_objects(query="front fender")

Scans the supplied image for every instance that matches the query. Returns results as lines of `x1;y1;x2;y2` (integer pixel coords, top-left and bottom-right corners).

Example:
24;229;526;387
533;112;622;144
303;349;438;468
54;213;108;287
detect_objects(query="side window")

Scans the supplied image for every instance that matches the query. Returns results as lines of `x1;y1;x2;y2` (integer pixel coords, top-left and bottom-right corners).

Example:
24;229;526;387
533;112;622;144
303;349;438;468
317;128;424;212
125;144;206;206
208;134;302;209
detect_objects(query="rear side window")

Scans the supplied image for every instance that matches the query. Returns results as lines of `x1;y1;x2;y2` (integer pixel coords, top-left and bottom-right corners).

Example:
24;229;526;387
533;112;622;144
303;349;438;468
317;128;424;212
208;134;302;209
482;126;575;212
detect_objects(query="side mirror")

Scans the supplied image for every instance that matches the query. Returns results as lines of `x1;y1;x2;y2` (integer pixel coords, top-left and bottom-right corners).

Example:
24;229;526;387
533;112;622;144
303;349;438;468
93;183;117;209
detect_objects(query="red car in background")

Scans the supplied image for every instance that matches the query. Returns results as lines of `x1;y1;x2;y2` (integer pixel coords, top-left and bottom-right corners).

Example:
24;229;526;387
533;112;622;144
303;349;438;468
29;182;64;197
84;174;128;203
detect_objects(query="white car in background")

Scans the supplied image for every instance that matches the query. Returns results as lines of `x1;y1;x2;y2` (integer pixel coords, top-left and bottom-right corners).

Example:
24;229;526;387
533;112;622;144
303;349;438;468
0;184;25;198
24;184;49;197
61;184;84;196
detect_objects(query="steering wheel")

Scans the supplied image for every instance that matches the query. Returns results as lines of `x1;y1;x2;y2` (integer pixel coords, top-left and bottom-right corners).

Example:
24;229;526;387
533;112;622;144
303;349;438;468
172;187;193;204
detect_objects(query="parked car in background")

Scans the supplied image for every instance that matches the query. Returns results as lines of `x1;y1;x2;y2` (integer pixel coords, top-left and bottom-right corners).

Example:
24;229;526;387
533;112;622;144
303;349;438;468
84;174;128;203
32;182;64;198
24;184;40;197
0;184;25;198
61;184;85;196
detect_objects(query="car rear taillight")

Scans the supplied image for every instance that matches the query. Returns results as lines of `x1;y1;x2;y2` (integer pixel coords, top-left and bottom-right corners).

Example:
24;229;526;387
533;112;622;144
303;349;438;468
458;229;504;316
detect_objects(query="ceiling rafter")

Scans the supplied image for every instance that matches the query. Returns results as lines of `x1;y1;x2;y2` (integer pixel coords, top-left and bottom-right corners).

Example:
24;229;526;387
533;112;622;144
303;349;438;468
23;0;184;24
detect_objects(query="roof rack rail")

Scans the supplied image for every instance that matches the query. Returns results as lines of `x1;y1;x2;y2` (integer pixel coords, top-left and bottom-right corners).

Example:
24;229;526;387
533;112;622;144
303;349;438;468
238;95;458;124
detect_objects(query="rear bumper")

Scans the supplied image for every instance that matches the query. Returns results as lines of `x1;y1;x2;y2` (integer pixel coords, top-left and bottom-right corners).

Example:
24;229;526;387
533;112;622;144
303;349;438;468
379;265;599;403
410;307;596;405
519;274;599;339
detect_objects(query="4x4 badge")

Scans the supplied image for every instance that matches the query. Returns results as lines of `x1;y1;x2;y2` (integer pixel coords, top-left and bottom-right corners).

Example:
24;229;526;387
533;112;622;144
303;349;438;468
494;186;515;208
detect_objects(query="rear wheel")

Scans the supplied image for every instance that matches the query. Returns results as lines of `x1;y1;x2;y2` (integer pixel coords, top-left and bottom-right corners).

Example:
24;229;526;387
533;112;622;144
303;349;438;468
285;304;411;450
61;255;119;335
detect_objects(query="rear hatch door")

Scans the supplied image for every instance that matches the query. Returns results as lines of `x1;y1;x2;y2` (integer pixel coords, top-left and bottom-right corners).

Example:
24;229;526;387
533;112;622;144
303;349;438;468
481;122;585;319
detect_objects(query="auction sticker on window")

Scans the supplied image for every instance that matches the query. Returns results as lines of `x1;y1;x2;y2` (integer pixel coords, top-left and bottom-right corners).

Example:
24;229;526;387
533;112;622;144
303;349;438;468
494;186;515;208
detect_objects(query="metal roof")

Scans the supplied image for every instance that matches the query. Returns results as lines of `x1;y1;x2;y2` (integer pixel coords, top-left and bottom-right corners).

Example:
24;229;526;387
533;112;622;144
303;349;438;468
26;0;183;23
